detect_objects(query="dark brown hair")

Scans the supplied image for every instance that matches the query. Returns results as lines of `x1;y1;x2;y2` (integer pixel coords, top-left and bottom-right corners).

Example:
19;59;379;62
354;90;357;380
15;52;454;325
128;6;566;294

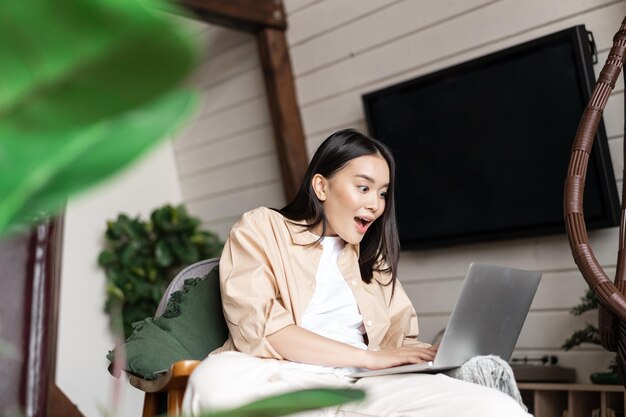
277;129;400;290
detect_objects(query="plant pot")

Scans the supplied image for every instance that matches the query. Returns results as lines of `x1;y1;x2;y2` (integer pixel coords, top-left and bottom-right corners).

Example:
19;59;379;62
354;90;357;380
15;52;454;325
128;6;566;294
590;370;621;385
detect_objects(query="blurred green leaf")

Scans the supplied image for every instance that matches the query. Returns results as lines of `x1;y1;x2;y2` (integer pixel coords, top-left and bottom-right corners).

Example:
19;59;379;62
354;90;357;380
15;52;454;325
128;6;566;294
122;218;146;240
131;266;146;278
104;269;121;284
98;250;117;267
152;204;181;232
155;240;174;267
147;267;158;283
182;239;200;264
133;279;153;300
120;242;138;267
106;219;124;241
0;0;195;131
570;288;599;316
106;283;124;301
151;285;162;303
0;90;197;234
562;323;601;350
0;0;199;235
167;235;198;264
198;388;366;417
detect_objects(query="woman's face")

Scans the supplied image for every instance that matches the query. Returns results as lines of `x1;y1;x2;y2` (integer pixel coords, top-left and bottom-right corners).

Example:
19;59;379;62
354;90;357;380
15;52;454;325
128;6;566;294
312;154;390;245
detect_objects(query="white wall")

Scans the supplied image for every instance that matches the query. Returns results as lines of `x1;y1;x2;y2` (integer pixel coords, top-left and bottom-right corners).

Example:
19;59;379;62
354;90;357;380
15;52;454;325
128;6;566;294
57;141;183;417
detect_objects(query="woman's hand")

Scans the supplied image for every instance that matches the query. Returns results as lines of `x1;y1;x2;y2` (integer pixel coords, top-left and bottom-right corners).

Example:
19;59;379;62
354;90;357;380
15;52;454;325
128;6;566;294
363;345;439;370
267;325;439;370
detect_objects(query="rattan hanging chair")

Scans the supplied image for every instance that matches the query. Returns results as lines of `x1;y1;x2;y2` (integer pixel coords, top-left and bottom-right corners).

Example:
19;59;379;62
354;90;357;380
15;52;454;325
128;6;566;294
564;16;626;385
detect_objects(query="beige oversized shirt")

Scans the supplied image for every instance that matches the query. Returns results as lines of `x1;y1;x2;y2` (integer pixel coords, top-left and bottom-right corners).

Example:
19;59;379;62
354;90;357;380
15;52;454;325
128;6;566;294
213;207;429;360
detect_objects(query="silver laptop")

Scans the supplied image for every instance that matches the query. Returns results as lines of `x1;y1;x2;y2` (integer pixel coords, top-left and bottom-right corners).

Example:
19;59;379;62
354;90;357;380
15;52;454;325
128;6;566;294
349;263;541;378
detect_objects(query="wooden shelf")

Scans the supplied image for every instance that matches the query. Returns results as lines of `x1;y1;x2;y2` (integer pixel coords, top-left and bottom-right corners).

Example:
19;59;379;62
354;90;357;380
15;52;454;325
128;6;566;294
518;383;625;417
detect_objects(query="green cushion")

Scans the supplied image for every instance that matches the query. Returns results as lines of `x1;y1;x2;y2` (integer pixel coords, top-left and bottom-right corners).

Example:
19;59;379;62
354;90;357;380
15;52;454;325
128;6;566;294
107;267;229;380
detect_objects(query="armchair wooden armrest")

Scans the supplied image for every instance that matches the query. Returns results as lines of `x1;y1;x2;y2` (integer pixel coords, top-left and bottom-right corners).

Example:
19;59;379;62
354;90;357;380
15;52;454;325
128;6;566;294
129;360;201;417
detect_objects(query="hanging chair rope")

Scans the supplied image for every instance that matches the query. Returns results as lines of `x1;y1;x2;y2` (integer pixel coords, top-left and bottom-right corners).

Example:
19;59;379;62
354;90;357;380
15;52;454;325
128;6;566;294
564;16;626;382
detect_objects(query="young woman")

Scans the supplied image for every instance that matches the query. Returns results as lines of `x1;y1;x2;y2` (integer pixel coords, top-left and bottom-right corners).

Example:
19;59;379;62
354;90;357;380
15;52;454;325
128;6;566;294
182;129;530;416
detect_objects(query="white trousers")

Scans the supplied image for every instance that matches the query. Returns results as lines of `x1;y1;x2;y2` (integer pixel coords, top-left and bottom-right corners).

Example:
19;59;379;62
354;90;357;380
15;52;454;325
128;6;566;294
182;352;532;417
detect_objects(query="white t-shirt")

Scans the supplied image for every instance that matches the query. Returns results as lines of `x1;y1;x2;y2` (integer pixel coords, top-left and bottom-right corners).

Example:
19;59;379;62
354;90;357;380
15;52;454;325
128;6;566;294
281;236;367;374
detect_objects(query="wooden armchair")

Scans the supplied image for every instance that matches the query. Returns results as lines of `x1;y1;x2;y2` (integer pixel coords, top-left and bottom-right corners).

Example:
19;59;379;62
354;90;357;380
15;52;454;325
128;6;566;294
130;360;201;417
124;258;227;417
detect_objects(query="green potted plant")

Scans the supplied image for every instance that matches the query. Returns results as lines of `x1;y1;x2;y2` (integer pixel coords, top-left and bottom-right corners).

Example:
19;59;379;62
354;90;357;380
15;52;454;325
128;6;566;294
98;204;223;338
562;288;619;384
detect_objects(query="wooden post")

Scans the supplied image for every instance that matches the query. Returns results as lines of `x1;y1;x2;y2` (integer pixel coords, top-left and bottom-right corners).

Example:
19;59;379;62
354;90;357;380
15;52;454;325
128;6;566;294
257;27;309;201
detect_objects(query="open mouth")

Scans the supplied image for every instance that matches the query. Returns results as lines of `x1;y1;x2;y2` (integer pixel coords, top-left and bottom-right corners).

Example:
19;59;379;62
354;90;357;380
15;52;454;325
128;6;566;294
354;216;373;233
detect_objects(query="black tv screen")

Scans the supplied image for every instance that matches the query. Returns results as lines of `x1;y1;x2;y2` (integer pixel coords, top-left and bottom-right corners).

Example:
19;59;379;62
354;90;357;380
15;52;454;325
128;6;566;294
363;26;619;249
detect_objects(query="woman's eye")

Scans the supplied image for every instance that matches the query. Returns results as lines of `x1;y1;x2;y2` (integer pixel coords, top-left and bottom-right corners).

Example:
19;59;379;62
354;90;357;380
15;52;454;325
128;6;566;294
380;191;388;198
357;185;369;193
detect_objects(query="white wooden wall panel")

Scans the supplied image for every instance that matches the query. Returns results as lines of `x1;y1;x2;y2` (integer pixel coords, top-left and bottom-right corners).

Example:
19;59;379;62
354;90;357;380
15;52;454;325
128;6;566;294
284;0;321;16
605;89;625;138
286;0;399;46
173;27;285;239
610;138;623;180
189;41;260;90
290;0;494;76
519;313;595;349
187;181;285;222
201;220;239;240
201;27;252;57
181;153;281;201
177;125;274;176
168;13;214;38
397;227;619;280
293;0;620;106
305;119;369;157
176;96;271;150
195;68;265;116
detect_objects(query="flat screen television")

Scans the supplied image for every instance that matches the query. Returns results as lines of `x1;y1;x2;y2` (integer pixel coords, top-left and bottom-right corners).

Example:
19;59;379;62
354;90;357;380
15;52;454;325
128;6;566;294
363;25;620;249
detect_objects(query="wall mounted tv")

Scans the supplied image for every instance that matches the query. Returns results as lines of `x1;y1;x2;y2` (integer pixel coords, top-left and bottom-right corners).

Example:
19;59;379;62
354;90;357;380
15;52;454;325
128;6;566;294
363;25;620;249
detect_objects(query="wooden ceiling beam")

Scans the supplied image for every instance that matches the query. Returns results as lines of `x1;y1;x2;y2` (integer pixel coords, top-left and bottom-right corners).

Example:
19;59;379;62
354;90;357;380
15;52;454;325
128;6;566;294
178;0;286;32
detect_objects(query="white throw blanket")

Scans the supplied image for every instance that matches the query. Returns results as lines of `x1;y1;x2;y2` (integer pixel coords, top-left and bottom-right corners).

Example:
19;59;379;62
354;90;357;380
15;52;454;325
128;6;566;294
445;355;527;411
